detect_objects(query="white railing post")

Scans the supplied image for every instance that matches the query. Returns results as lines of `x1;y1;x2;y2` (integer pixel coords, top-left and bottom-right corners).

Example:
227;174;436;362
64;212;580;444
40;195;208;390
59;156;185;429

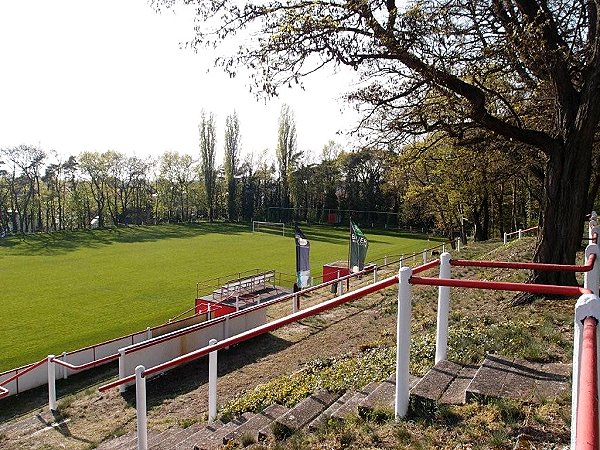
384;256;388;266
590;218;598;240
146;327;152;340
373;267;378;283
62;351;68;380
48;355;57;411
235;296;240;311
518;229;523;239
585;241;600;295
435;252;452;364
422;250;427;264
456;238;461;252
135;365;148;450
292;294;298;314
399;255;403;268
225;316;230;349
208;338;218;424
395;267;412;420
570;294;600;448
503;232;507;245
118;348;126;393
442;244;446;253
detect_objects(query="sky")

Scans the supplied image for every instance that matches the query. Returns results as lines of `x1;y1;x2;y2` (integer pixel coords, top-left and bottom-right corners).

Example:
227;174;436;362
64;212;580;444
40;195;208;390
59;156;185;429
0;0;359;164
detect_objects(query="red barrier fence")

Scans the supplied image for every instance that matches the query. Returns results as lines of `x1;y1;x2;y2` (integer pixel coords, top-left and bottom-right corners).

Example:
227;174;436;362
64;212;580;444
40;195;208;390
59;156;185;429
576;316;599;450
451;254;596;272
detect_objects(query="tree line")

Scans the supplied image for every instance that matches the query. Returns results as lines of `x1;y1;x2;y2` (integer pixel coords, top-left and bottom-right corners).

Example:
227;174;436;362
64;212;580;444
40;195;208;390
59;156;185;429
0;106;536;240
159;0;600;289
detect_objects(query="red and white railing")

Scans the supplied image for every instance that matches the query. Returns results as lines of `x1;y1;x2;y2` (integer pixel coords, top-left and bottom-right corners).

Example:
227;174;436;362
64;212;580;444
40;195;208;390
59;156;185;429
95;228;600;450
0;357;47;399
503;225;538;244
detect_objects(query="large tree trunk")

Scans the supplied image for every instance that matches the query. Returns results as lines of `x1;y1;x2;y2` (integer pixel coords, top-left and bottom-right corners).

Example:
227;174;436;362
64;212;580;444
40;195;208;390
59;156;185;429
532;139;592;286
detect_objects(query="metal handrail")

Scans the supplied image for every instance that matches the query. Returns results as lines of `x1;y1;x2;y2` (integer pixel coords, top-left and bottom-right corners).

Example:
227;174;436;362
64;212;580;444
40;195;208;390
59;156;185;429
52;352;119;371
411;276;592;296
99;272;404;392
121;264;380;355
576;316;599;449
505;226;538;237
450;253;596;272
0;357;47;398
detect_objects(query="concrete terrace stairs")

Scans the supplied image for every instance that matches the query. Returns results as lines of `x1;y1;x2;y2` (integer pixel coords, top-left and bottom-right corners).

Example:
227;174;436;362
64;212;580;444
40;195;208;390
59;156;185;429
49;354;571;449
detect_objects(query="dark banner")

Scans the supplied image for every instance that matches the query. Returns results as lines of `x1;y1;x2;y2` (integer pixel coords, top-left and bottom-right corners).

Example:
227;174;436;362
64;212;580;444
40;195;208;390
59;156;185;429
349;220;368;272
295;224;310;288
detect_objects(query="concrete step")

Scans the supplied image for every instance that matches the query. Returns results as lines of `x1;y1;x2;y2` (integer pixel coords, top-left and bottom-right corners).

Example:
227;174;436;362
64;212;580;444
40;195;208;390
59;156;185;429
307;391;355;431
439;363;478;405
96;432;136;450
223;404;289;445
466;354;570;404
258;390;340;441
410;360;469;411
357;373;421;417
100;431;160;450
176;416;248;450
357;375;396;417
174;421;226;450
149;423;204;450
328;381;380;421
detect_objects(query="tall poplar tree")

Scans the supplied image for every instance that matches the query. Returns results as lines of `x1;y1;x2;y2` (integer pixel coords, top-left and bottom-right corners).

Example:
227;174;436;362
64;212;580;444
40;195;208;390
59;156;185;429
276;104;300;218
199;111;217;222
224;111;240;221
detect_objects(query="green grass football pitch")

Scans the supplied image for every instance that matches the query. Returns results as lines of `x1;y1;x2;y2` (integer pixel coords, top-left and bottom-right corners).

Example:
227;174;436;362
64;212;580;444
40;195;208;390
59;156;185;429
0;222;442;371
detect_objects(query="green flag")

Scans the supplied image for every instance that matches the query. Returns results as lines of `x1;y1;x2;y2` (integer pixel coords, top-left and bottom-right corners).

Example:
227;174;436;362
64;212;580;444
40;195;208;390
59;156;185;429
349;220;368;272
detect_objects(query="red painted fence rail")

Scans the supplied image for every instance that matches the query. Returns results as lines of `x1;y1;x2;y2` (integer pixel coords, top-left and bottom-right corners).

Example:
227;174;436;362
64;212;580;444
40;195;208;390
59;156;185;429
451;254;596;272
576;316;599;450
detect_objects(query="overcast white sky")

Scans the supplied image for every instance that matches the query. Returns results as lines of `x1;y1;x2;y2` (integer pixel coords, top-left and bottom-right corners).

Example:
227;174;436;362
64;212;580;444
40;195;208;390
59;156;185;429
0;0;359;164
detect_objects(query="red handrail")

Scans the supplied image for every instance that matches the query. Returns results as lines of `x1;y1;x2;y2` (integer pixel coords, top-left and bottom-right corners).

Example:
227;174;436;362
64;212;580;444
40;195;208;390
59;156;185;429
412;259;440;274
410;276;592;296
52;352;119;371
576;316;599;449
100;273;402;392
450;254;596;272
0;357;47;397
124;264;378;355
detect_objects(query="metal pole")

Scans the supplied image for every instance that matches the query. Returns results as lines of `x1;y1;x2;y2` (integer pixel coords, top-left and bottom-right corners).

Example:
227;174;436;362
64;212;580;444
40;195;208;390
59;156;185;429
503;232;507;245
118;348;126;393
571;294;600;448
208;339;218;423
435;252;452;363
48;355;56;411
62;351;68;380
585;241;600;295
518;229;523;239
135;365;148;450
395;267;412;419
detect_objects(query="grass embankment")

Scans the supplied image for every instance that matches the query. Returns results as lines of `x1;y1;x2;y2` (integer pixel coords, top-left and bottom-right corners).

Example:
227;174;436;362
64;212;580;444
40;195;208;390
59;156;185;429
220;238;575;449
0;222;439;371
